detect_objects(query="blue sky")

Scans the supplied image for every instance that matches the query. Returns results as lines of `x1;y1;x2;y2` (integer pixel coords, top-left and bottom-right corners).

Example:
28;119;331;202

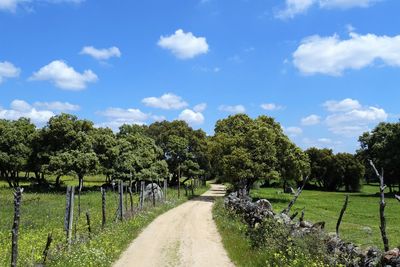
1;0;400;153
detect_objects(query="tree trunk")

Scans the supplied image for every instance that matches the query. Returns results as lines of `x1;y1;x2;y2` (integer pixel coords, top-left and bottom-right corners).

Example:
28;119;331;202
55;175;61;187
78;175;84;191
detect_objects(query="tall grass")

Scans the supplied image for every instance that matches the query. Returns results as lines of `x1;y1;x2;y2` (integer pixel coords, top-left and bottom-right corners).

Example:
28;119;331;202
0;177;208;266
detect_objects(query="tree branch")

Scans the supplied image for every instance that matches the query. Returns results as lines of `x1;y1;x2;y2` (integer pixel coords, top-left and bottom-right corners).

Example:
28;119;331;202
369;160;389;252
282;176;309;215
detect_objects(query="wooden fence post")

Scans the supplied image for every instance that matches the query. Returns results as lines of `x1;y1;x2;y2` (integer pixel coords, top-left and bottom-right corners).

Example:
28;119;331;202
369;160;389;252
140;181;145;210
11;187;23;267
64;186;75;244
178;164;181;199
128;181;133;212
164;179;167;202
118;181;124;221
86;211;91;238
101;187;106;228
336;195;349;237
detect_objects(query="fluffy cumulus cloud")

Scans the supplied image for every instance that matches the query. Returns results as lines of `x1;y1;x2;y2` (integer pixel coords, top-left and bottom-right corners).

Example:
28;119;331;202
260;103;284;111
301;114;321;125
158;29;209;59
277;0;378;19
0;0;85;12
323;98;361;112
80;46;121;60
142;93;188;110
285;126;303;137
30;60;98;90
0;99;55;124
323;98;388;136
97;107;150;130
218;105;246;114
0;61;20;84
33;101;80;111
293;32;400;76
178;109;205;125
193;103;207;112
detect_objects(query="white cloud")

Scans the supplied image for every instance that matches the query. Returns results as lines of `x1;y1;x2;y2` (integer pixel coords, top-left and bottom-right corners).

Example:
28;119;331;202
0;99;55;124
142;93;188;110
0;61;20;84
193;103;207;112
293;32;400;76
285;126;303;136
301;114;321;125
276;0;314;19
260;103;284;111
0;0;85;12
97;107;150;130
151;115;166;122
218;105;246;114
194;66;220;73
178;109;205;125
317;138;332;144
319;0;377;9
33;101;80;111
80;46;121;60
277;0;379;19
30;60;98;90
323;98;361;112
158;29;209;59
324;98;388;137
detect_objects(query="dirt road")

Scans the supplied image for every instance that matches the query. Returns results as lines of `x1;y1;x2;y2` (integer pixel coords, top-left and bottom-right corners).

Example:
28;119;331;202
113;184;235;267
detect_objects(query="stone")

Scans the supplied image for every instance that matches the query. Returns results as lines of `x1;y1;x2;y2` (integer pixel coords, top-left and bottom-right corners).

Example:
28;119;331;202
143;183;163;202
256;199;273;211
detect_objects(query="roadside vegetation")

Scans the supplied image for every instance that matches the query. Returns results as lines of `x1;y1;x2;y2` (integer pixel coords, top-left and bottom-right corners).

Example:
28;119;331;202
0;177;208;266
251;184;400;248
213;199;327;267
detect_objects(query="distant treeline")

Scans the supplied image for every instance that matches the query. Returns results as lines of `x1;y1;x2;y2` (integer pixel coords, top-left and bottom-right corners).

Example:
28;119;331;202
0;113;399;192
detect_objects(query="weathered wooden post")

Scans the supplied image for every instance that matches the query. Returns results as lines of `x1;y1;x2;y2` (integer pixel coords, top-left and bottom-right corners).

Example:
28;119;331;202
86;211;92;238
336;195;349;237
178;164;181;199
101;187;106;229
282;176;309;215
42;233;53;264
11;187;23;267
118;180;124;221
64;186;75;244
164;179;167;202
369;160;389;252
77;187;81;217
125;182;128;213
140;181;145;210
128;181;133;212
191;179;194;196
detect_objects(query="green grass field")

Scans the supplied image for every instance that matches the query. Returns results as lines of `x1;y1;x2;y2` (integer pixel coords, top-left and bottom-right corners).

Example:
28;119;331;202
251;184;400;249
0;176;208;266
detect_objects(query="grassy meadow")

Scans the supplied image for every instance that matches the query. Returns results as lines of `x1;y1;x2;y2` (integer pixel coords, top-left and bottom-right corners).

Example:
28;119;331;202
251;184;400;249
0;176;208;267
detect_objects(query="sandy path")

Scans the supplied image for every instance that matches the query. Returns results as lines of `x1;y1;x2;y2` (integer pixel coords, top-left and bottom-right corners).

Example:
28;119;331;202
113;184;235;267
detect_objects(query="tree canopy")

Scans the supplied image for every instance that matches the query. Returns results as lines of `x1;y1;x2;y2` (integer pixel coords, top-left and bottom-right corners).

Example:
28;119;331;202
211;114;310;191
358;122;400;192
